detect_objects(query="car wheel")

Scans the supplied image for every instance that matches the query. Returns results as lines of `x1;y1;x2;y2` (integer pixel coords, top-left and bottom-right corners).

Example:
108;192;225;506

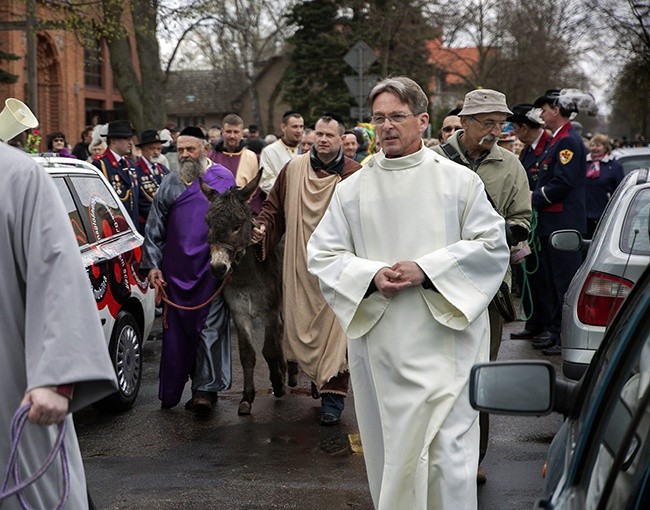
94;310;142;412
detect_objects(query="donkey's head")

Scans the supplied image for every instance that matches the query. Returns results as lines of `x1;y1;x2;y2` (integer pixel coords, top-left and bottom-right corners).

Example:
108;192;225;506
201;169;262;279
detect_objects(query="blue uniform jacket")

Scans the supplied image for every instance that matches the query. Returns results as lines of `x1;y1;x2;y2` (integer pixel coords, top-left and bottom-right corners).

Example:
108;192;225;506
532;123;587;236
93;150;140;226
520;130;551;191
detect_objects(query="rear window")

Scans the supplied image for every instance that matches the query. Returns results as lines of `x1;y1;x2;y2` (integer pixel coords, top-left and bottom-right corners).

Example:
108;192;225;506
620;188;650;255
70;175;131;242
618;155;650;176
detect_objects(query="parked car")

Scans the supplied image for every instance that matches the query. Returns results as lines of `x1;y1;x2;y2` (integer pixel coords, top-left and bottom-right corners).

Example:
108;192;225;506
549;168;650;381
470;262;650;509
34;156;155;411
612;146;650;176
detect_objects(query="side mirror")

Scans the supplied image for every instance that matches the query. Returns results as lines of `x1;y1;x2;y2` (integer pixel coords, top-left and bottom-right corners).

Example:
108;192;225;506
550;229;588;251
469;361;555;416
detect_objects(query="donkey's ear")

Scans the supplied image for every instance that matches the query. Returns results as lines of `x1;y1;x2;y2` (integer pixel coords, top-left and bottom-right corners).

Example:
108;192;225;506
200;177;219;202
238;168;263;202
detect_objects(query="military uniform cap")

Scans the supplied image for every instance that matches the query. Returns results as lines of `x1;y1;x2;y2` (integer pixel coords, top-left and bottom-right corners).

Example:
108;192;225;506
507;103;544;126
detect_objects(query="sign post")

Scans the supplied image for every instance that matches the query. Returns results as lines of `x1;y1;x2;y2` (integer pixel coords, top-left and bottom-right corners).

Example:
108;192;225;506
344;41;378;122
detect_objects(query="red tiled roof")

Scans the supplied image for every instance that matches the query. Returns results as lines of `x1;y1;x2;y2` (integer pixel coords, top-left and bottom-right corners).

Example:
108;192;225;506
426;39;483;89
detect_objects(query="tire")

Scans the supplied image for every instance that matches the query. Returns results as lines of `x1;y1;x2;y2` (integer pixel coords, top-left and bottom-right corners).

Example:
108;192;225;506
94;310;143;412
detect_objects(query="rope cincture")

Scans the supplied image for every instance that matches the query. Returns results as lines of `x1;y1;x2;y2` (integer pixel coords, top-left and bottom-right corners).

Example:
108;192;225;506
0;403;69;510
156;274;232;329
518;209;540;322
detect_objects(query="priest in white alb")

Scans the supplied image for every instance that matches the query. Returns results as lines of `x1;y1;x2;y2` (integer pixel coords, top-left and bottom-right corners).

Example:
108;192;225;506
307;77;510;510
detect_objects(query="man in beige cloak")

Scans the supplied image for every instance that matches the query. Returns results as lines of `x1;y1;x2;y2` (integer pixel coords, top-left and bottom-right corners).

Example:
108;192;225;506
253;113;361;425
307;77;510;509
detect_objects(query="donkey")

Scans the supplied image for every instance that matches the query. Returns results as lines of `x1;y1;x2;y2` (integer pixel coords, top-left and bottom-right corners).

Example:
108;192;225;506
201;171;286;415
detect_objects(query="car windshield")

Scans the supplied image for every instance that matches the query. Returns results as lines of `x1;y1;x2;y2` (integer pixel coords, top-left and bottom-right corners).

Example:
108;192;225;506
620;188;650;255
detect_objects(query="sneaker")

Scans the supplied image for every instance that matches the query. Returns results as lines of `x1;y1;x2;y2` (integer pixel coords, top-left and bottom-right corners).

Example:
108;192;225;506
320;393;345;426
542;344;562;356
532;338;554;350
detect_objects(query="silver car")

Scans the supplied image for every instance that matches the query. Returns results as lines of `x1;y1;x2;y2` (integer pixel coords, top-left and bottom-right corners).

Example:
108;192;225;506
612;146;650;176
551;168;650;380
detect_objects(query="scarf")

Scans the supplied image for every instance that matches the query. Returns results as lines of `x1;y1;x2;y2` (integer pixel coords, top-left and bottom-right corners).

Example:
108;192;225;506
586;153;605;179
310;147;345;174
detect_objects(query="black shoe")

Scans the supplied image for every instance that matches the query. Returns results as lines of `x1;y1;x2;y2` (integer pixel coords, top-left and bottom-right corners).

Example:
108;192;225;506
190;396;213;415
532;338;554;350
510;329;541;340
542;344;562;356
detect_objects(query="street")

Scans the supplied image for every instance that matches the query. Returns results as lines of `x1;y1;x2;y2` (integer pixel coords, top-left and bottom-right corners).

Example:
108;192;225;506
76;316;564;509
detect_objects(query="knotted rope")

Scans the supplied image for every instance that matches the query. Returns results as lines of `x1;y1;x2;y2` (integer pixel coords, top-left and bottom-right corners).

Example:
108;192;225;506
0;403;69;509
155;274;232;329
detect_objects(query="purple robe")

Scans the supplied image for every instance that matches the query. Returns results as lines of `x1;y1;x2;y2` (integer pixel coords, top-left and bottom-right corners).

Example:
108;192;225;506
143;164;236;407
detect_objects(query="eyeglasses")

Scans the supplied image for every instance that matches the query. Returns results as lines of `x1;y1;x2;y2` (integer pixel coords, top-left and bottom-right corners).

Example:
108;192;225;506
441;125;462;133
469;117;508;130
53;138;65;142
371;113;418;126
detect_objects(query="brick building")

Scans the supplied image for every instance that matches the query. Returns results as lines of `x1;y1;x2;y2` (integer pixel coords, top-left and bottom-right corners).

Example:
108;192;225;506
0;0;137;150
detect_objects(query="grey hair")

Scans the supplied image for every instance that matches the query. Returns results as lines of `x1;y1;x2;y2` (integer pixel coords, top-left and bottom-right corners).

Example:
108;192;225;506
368;77;428;114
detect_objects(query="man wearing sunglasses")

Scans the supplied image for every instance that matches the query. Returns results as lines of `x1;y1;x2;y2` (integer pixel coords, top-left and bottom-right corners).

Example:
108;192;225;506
433;88;531;485
438;107;463;143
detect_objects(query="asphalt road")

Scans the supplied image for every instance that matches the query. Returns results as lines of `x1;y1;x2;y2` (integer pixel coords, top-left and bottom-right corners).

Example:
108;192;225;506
76;316;564;509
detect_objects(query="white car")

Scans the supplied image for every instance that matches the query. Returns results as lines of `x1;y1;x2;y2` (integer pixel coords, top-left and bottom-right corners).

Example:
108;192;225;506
35;156;155;411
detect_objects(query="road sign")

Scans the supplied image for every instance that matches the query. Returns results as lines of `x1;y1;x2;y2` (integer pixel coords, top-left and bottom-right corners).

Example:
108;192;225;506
344;41;377;72
350;107;372;121
344;74;379;102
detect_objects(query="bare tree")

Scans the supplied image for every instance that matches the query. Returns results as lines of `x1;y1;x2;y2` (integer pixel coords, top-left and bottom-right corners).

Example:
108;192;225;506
40;0;191;132
425;0;589;104
167;0;295;133
586;0;650;138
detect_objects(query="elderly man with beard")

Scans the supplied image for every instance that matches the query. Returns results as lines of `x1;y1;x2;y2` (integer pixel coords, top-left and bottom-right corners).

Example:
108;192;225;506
141;126;236;414
252;113;361;426
433;89;531;484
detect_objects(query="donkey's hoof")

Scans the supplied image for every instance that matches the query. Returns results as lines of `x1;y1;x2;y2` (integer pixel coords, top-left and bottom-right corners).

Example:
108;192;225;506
272;385;286;398
238;401;252;415
287;361;299;387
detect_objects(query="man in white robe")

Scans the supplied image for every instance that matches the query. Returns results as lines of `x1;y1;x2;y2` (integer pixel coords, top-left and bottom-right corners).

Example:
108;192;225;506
307;77;510;510
0;144;118;509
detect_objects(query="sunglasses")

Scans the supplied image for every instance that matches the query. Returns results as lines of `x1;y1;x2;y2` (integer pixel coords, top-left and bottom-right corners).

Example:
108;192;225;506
53;138;65;142
442;125;462;133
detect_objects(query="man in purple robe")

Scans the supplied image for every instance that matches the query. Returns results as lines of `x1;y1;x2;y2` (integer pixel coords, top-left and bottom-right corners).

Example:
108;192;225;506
141;126;236;414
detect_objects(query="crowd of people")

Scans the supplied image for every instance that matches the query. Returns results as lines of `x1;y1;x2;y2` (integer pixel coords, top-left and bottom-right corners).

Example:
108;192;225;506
2;74;635;510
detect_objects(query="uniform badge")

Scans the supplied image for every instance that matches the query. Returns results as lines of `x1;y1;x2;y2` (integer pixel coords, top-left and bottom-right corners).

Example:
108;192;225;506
559;150;574;165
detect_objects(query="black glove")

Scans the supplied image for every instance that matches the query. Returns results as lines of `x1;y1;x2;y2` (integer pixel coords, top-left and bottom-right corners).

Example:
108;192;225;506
505;224;528;247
